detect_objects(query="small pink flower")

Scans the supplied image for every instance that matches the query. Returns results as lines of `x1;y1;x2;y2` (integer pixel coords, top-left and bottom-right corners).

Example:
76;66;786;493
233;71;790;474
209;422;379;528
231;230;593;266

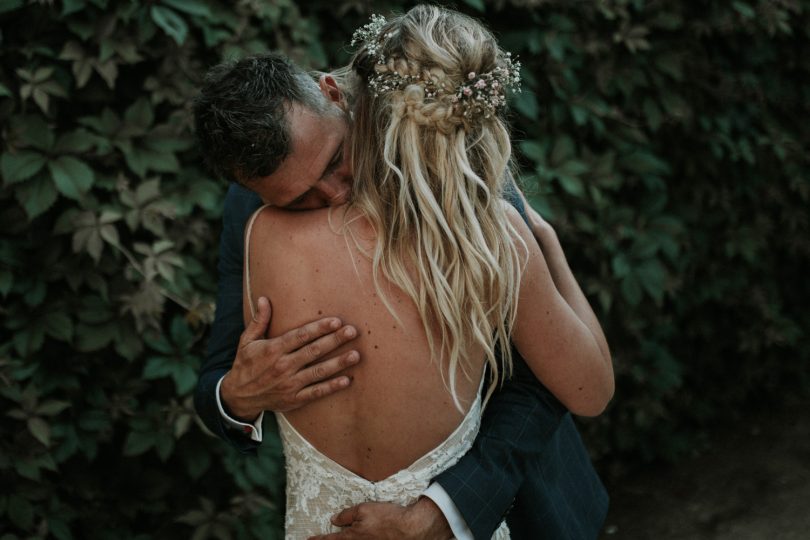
468;72;476;79
474;79;487;89
463;87;473;96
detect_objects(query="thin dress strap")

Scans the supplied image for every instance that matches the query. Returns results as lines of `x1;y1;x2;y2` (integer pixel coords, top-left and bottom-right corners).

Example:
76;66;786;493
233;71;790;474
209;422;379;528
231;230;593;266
244;204;271;321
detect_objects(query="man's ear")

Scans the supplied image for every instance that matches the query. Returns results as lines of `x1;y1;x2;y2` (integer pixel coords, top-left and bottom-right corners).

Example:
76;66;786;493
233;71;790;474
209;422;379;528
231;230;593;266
319;74;345;108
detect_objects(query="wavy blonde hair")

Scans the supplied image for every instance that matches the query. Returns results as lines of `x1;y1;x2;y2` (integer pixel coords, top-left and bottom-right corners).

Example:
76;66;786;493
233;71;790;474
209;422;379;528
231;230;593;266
345;5;525;408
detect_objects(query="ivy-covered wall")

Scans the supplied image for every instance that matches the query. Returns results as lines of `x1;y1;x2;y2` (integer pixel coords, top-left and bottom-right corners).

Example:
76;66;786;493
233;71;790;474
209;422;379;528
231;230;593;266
1;0;808;537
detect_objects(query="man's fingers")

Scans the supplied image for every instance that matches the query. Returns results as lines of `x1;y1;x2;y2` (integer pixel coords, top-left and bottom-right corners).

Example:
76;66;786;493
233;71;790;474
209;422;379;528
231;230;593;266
331;504;362;527
288;325;358;367
241;296;272;344
277;317;353;355
295;376;352;406
298;351;360;387
279;319;357;369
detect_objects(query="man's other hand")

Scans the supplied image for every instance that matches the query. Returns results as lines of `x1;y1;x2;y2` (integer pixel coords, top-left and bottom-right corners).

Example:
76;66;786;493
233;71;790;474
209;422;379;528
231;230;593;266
308;498;452;540
220;296;360;421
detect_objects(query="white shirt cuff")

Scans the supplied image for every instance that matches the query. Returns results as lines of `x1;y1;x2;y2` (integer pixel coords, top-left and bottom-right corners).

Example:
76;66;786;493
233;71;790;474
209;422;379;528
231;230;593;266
423;482;473;540
215;376;264;442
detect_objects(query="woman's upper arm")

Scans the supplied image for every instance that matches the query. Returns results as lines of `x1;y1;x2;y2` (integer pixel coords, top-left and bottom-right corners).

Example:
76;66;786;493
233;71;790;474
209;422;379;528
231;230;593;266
505;207;611;416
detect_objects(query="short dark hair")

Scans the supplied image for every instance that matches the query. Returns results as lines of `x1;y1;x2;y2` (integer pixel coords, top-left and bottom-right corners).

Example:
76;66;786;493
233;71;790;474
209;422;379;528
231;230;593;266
193;53;328;184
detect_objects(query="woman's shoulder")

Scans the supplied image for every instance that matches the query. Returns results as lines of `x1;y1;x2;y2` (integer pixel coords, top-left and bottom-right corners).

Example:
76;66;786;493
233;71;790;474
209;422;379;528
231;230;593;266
253;205;330;234
249;205;349;252
499;199;532;238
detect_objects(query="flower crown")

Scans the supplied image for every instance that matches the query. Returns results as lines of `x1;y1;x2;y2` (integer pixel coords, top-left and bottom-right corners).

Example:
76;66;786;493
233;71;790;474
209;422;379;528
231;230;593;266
351;14;522;119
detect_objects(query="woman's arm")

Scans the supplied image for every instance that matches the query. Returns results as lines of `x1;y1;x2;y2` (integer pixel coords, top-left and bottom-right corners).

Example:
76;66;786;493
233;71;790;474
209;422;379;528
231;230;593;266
506;204;614;417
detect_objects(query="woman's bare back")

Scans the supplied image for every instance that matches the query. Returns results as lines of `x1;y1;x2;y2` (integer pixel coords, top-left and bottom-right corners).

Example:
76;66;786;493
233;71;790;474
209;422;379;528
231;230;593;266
244;205;485;481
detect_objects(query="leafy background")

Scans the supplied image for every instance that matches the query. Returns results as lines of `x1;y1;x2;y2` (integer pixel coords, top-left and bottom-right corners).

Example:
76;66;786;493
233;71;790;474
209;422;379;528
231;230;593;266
1;0;808;538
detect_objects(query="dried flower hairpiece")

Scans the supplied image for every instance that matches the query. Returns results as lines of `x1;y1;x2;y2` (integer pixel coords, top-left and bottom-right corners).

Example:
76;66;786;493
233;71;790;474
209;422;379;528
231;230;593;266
351;14;522;119
350;14;390;63
450;54;521;118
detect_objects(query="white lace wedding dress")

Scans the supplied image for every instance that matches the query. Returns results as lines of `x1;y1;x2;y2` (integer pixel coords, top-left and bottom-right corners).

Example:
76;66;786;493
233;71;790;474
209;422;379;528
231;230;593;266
276;390;510;539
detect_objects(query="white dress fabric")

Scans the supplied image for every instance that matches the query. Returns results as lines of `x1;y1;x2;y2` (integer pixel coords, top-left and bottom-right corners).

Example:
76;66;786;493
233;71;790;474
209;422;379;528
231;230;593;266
276;391;510;539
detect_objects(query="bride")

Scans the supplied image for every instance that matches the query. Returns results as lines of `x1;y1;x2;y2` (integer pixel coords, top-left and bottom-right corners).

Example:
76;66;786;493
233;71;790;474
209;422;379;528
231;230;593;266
242;5;613;538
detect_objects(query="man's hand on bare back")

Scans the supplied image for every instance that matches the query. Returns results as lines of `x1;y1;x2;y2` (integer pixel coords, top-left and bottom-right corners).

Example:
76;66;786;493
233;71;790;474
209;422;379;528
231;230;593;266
220;296;361;421
308;498;452;540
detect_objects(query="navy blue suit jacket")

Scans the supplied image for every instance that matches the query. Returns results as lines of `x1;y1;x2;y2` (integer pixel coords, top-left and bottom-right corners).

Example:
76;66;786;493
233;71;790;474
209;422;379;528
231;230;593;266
194;183;608;539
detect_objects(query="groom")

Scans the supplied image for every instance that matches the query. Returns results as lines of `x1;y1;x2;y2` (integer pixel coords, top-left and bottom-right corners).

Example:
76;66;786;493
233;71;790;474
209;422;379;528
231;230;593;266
194;53;608;539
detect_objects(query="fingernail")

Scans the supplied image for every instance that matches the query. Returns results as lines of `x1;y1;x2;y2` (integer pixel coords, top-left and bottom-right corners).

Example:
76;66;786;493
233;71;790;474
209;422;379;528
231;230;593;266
344;326;356;338
348;351;359;363
330;318;341;329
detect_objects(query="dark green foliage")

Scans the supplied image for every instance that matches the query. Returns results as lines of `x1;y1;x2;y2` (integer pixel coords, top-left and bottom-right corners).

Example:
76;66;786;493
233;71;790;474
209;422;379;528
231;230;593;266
0;0;808;537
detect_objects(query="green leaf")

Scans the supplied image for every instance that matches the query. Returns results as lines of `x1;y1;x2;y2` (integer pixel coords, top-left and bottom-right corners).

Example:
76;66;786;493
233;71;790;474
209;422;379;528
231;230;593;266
461;0;485;12
570;105;588;126
550;136;575;167
623;151;671;176
44;312;74;342
73;225;104;262
151;6;189;45
48;156;95;200
173;363;198;395
611;255;631;279
55;129;97;153
1;151;46;184
28;417;50;446
124;146;180;177
557;160;589;177
557;174;585;197
15;174;58;219
520;141;546;163
123;430;154;456
732;1;756;18
184;447;211;479
124;98;154;131
78;409;111;432
636;258;667;303
143;356;174;379
37;400;71;416
643;98;662;131
163;0;211;18
15;458;42;481
0;82;11;97
0;0;23;14
621;275;643;306
61;0;85;16
660;91;690;119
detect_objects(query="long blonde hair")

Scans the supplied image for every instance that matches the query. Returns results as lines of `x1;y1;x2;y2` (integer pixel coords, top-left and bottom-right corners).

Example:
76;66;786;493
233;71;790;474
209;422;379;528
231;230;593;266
346;5;525;408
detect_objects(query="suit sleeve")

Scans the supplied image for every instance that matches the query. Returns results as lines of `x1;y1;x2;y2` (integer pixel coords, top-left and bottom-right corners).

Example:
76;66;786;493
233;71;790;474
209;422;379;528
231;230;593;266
434;356;567;539
194;184;263;454
433;178;568;539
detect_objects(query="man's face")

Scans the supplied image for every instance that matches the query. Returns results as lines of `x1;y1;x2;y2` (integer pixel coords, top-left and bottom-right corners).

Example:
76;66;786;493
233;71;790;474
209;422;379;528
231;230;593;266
248;103;352;210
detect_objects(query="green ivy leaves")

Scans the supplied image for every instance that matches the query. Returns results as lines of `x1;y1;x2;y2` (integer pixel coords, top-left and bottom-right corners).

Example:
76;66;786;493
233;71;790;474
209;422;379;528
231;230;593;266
48;156;95;200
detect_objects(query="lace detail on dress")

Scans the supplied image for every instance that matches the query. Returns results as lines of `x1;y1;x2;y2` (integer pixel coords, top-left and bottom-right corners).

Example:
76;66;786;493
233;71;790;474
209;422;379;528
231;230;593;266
277;392;510;539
